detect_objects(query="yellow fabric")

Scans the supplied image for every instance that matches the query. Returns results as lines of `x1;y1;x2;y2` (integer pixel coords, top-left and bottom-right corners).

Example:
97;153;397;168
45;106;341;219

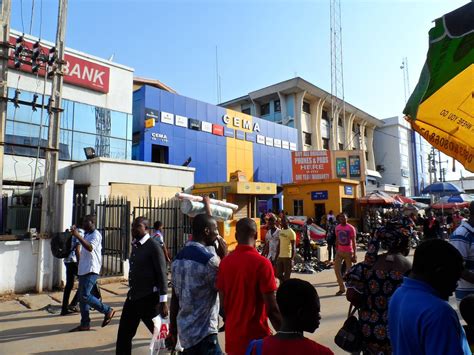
278;228;296;258
409;119;474;172
409;65;474;172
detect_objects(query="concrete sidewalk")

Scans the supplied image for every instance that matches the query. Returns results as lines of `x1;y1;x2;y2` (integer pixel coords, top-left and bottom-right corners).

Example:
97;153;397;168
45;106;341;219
0;249;427;355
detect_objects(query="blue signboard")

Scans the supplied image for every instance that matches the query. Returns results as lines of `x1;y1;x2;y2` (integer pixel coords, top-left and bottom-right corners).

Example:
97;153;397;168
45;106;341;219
246;132;256;142
345;186;353;195
236;130;245;140
311;191;328;200
224;127;235;137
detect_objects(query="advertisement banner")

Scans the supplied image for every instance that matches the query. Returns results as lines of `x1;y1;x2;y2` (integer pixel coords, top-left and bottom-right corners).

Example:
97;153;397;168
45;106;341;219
336;157;348;178
292;151;332;182
349;155;361;177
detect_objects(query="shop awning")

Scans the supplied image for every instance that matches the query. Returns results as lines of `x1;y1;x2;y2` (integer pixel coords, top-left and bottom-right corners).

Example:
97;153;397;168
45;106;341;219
366;169;382;179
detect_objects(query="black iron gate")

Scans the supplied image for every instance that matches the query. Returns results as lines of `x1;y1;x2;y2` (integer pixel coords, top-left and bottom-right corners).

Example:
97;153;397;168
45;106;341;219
73;194;130;277
133;197;191;259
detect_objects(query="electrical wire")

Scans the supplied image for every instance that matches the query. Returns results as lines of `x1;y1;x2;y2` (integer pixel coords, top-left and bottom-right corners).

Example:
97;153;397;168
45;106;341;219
39;0;43;39
20;0;25;34
29;0;35;35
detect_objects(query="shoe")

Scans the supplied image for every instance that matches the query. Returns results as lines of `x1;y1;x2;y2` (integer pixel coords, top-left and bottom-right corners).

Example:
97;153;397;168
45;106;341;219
68;325;90;332
60;310;73;316
218;324;225;332
335;290;345;296
102;309;115;328
68;305;79;313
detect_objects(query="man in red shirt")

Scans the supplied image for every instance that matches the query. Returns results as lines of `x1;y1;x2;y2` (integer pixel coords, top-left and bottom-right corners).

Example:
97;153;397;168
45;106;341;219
216;218;281;355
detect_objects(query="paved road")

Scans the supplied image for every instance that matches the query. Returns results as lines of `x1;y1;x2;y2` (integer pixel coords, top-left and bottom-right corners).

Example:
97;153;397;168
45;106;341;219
1;248;456;355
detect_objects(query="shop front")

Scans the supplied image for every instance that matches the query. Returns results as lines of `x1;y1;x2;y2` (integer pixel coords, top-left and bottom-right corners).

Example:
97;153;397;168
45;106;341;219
283;179;360;226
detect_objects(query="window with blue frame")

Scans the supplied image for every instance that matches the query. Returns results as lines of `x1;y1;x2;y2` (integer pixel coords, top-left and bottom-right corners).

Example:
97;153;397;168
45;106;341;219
5;88;132;161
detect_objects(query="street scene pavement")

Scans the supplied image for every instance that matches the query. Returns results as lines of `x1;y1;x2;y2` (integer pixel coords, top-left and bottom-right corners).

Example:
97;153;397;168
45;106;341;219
0;248;368;355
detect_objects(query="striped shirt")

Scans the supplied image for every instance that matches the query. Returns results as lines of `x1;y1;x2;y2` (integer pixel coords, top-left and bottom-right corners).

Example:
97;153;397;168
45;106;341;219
450;220;474;300
171;241;220;349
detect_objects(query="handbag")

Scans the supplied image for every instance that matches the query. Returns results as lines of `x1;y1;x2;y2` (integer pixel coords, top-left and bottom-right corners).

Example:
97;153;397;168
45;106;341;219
334;303;363;352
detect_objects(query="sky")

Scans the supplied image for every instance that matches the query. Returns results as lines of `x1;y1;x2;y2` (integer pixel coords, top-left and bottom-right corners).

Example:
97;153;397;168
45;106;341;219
9;0;472;180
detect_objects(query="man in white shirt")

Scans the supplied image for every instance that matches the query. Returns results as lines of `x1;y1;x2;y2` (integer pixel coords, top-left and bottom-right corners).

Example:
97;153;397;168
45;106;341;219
263;215;280;271
69;215;115;332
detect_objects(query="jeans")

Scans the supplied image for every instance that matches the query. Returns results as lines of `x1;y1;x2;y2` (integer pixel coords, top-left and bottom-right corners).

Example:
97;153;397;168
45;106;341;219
334;251;353;291
183;334;222;355
327;243;336;261
78;273;111;327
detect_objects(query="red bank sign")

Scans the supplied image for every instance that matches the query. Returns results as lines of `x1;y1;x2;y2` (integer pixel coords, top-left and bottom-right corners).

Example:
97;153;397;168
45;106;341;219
8;36;110;93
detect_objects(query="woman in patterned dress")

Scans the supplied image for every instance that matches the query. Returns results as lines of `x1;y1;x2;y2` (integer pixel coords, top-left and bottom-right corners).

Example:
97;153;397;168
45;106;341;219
344;220;412;354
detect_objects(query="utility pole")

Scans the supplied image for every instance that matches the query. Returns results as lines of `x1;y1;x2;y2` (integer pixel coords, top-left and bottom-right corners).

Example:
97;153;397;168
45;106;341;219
0;0;11;199
41;0;68;237
438;149;442;183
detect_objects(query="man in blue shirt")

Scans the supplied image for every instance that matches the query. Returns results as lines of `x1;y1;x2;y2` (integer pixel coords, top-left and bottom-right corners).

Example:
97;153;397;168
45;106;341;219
69;215;115;332
388;239;470;354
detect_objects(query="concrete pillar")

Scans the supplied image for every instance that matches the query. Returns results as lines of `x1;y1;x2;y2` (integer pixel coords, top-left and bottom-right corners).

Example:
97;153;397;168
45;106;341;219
309;100;319;150
251;99;261;117
366;126;376;170
314;99;326;150
330;108;341;151
277;92;287;123
345;113;355;149
294;91;306;151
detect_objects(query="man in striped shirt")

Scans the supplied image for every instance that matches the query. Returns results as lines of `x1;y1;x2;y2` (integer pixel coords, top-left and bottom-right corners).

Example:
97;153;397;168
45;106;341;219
450;201;474;301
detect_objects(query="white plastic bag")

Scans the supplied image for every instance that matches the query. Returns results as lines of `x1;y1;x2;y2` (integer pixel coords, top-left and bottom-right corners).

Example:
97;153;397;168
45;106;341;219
149;315;169;355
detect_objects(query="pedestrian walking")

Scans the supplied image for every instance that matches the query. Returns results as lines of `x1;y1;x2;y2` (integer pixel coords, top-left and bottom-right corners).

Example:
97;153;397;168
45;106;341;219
302;218;313;263
423;210;441;239
388;239;470;354
344;221;412;354
276;216;296;284
168;213;222;354
325;219;337;263
262;214;280;270
116;217;168;355
450;201;474;301
216;218;281;355
460;295;474;353
69;215;115;332
334;213;357;295
60;227;100;315
245;279;333;355
152;220;171;263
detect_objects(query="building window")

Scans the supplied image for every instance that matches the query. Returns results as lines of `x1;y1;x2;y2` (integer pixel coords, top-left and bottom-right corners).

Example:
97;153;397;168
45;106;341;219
321;118;330;139
322;110;329;120
303;101;311;114
342;198;355;217
304;132;312;146
260;103;270;116
242;107;251;115
339;143;344;150
365;151;369;161
293;200;304;216
338;118;343;127
364;128;367;137
322;138;330;150
274;100;281;112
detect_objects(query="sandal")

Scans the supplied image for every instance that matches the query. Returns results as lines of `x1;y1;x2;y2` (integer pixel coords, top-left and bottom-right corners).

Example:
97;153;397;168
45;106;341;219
102;309;115;327
335;290;345;296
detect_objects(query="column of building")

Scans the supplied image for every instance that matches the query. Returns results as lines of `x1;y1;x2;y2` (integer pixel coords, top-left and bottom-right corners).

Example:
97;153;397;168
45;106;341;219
365;125;376;170
294;91;306;151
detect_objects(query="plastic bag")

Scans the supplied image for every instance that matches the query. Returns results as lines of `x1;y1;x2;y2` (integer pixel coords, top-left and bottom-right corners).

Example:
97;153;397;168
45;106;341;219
149;315;169;355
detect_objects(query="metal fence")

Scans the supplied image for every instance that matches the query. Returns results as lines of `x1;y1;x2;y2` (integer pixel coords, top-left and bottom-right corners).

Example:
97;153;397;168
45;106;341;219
133;197;191;259
95;197;131;277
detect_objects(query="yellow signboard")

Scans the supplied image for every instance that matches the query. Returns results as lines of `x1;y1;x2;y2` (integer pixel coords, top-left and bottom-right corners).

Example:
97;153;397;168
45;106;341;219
145;118;155;128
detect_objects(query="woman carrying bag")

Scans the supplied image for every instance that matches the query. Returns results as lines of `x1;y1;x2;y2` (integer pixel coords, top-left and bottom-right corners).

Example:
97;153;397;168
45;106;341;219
342;220;412;354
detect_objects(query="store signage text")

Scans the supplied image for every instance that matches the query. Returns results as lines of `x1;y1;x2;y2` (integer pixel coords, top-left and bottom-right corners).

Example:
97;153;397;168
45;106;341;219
8;35;110;93
344;186;353;195
151;132;168;143
222;115;260;133
311;191;328;200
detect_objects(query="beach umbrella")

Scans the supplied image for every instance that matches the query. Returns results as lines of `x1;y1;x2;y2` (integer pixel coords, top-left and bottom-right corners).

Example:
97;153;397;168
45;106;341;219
447;194;473;203
421;182;463;195
431;201;470;210
359;191;398;206
403;2;474;172
393;195;416;204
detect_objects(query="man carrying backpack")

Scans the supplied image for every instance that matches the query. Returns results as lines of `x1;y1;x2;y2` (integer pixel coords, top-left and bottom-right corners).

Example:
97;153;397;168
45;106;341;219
69;215;115;332
450;201;474;301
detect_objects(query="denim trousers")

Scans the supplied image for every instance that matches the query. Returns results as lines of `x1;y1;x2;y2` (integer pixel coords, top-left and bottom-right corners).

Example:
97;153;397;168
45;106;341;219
183;334;222;355
78;273;111;327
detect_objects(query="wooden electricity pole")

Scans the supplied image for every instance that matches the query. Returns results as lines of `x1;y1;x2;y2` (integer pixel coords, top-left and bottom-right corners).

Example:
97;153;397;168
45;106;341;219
40;0;68;236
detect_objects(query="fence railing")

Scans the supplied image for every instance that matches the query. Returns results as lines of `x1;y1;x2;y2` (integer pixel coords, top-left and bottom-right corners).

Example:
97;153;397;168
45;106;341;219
133;197;191;260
